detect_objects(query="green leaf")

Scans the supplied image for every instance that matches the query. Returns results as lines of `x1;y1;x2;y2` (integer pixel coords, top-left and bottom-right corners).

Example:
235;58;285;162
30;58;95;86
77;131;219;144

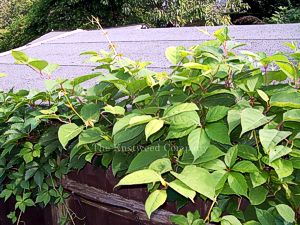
168;179;196;201
145;119;164;140
28;60;48;71
225;146;238;168
227;172;248;196
240;108;275;136
133;94;151;104
255;208;276;225
249;186;268;205
80;103;101;122
206;106;229;123
165;46;185;64
275;204;295;223
232;161;258;173
182;62;210;71
227;109;241;134
58;123;84;149
274;61;297;80
214;27;230;43
257;90;269;102
149;158;172;174
269;145;292;163
270;159;293;179
145;190;167;219
170;215;188;225
25;167;38;181
259;129;292;152
171;165;216;200
103;105;125;115
188;128;210;161
12;51;29;63
71;73;102;86
270;92;300;109
237;144;258;161
163;103;199;118
78;127;102;146
127;146;168;173
283;109;300;122
129;115;153;126
42;63;59;75
250;172;268;188
205;122;231;145
116;169;161;187
221;215;242;225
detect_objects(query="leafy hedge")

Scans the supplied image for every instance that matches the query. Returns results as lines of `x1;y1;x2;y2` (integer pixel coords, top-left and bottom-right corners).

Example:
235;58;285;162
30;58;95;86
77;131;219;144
1;28;300;225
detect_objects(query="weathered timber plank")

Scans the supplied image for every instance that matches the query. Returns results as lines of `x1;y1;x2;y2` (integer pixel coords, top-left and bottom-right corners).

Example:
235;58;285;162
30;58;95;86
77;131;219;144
62;178;174;225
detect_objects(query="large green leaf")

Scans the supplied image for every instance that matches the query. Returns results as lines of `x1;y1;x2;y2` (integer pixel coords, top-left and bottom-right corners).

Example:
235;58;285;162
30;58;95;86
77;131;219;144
255;208;276;225
145;119;164;140
145;190;167;219
283;109;300;122
206;106;229;123
270;92;300;108
129;115;153;126
58;123;84;149
221;215;242;225
168;179;196;201
232;161;258;173
163;103;199;118
103;105;125;115
80;103;101;123
227;172;248;196
149;158;172;174
270;159;293;179
240;108;275;136
224;146;238;168
188;128;210;161
116;169;161;187
269;145;292;163
227;109;241;134
127;146;168;173
171;165;216;200
205;122;231;145
249;186;268;205
78;127;103;146
275;204;295;223
237;144;258;161
259;129;291;152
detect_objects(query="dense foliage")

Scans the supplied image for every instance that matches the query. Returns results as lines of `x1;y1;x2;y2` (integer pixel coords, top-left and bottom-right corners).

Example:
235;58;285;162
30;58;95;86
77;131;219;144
1;28;300;224
266;6;300;24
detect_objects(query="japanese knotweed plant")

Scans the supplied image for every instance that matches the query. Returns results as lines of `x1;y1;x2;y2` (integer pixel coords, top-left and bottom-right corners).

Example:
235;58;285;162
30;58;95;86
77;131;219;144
0;27;300;225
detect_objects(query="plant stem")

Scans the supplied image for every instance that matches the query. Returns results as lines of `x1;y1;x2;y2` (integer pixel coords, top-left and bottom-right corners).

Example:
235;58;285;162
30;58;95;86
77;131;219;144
204;198;217;223
17;212;22;225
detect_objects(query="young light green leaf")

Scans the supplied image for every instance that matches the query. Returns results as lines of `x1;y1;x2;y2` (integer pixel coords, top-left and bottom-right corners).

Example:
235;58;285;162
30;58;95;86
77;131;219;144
165;46;185;65
116;169;161;187
58;123;84;149
129;115;153;126
188;128;210;161
270;159;293;179
12;51;29;63
103;105;125;115
145;119;164;140
275;204;295;223
145;190;167;219
257;90;269;102
182;62;210;71
241;108;275;136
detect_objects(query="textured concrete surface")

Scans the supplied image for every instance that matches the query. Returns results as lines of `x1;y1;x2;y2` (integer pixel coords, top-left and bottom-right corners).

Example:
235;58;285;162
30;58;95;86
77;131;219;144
0;23;299;90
